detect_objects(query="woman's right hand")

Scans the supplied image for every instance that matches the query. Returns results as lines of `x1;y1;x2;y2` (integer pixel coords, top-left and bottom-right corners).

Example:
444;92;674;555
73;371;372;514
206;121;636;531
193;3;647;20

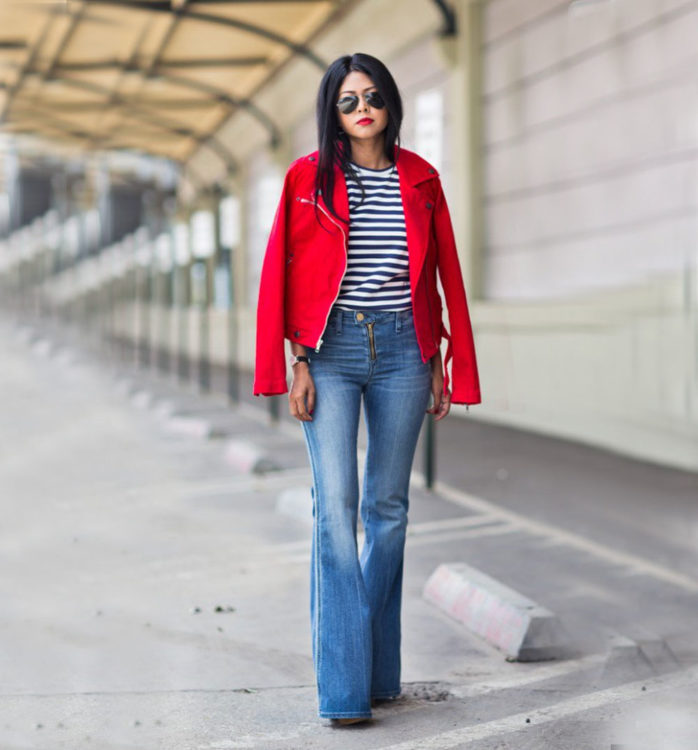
289;365;315;421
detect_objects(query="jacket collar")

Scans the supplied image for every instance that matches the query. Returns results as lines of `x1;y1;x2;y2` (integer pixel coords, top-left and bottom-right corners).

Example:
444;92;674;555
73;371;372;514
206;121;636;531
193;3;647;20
302;142;438;188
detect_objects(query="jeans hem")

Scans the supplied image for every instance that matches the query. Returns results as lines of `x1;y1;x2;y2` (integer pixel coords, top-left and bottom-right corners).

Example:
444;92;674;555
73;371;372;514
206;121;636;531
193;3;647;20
320;710;373;719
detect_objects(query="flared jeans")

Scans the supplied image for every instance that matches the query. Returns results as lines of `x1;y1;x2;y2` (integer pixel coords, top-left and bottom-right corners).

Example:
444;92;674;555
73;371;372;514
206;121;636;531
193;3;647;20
300;306;433;719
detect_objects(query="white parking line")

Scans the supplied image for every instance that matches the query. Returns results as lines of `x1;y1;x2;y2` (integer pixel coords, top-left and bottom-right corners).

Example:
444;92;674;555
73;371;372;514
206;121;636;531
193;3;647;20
272;521;520;566
434;482;698;593
380;664;698;749
405;521;520;547
449;653;608;697
406;514;501;535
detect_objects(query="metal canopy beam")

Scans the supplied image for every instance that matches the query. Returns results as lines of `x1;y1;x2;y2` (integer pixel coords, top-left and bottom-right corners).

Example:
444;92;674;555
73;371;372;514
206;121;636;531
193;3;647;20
85;0;328;70
15;97;220;112
152;69;282;147
432;0;457;35
51;55;269;71
38;73;240;174
0;14;54;123
22;59;282;148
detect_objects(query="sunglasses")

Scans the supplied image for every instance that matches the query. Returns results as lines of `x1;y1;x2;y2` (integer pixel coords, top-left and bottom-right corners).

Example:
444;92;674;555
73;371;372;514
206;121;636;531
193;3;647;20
336;90;386;114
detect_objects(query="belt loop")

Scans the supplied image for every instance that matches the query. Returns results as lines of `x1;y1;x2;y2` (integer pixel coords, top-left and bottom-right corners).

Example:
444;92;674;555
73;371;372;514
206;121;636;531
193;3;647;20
335;309;343;334
395;311;402;333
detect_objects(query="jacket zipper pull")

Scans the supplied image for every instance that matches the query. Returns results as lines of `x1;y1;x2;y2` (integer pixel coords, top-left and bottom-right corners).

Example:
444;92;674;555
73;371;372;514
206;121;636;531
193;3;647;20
309;201;348;353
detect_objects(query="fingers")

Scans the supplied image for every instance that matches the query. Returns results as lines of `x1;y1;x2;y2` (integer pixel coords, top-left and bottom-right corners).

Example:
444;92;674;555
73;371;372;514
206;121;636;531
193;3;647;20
289;379;315;421
425;379;440;414
433;390;451;421
426;380;451;421
289;393;312;421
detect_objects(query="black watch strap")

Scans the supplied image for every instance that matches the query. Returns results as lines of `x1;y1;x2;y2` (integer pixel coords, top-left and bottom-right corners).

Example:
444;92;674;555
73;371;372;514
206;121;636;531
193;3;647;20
291;355;310;366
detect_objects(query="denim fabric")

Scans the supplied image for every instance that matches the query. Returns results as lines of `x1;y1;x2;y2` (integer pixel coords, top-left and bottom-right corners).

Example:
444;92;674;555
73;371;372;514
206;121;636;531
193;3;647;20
300;306;433;719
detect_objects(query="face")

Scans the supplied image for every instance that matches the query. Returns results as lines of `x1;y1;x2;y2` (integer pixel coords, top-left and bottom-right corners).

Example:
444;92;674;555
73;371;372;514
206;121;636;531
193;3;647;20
335;70;389;143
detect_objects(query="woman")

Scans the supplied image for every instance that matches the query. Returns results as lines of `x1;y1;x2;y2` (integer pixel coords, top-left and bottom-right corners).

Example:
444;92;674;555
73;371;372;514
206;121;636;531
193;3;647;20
254;53;481;725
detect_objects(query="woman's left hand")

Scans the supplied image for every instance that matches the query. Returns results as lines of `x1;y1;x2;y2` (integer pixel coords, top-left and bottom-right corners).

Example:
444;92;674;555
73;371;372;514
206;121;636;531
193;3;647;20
426;350;451;421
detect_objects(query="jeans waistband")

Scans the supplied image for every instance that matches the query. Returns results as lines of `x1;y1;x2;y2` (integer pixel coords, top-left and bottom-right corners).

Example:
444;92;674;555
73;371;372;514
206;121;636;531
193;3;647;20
328;306;413;333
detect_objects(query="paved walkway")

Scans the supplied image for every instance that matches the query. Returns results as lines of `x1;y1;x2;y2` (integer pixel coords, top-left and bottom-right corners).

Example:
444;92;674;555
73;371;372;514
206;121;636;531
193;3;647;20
1;312;697;750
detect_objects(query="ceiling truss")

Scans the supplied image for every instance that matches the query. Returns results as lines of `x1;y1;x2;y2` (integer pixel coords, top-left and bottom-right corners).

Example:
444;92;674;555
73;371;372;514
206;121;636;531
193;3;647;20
0;0;335;176
0;1;456;183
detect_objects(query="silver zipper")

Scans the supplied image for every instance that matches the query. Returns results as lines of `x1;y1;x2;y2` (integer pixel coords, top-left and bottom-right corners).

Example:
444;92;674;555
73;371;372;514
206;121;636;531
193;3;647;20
366;321;376;359
297;196;348;351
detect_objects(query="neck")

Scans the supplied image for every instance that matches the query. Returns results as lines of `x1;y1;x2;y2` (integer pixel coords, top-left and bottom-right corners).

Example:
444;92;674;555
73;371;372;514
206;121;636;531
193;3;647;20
346;137;392;170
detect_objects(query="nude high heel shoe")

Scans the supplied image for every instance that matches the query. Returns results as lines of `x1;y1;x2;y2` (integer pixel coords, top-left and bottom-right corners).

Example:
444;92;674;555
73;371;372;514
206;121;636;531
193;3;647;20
331;717;370;726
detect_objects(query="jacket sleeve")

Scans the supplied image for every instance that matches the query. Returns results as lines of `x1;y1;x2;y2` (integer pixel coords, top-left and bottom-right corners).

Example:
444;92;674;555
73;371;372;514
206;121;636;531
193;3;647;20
432;178;482;405
253;165;296;397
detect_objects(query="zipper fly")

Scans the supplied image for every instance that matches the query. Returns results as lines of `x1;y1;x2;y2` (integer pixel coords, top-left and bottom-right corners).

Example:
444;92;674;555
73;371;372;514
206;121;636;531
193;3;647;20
297;196;348;352
366;321;376;360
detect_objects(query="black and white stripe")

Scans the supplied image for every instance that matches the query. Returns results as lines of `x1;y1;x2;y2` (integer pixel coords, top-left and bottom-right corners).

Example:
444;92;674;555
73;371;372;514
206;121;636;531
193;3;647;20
334;161;411;311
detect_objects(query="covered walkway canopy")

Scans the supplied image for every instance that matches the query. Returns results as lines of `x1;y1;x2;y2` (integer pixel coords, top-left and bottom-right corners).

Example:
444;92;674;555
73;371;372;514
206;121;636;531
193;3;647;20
0;0;351;174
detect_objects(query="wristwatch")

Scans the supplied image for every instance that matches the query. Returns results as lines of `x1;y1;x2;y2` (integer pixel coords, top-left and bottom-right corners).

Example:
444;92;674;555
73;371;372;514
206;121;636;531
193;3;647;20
289;354;310;367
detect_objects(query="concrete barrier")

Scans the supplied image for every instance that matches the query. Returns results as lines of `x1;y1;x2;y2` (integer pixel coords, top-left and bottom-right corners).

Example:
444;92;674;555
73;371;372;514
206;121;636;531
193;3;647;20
130;389;154;409
423;562;569;661
31;338;54;357
601;627;680;680
14;325;35;343
114;376;136;396
152;398;177;418
52;347;78;366
223;439;279;474
163;415;213;439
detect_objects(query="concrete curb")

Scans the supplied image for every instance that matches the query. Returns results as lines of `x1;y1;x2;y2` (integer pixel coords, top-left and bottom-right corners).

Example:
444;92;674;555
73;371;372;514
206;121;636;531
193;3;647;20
52;346;78;366
163;415;214;439
131;389;155;409
31;337;54;357
14;324;35;343
423;562;569;661
114;376;137;396
223;439;280;474
152;397;177;418
114;375;247;443
601;626;681;680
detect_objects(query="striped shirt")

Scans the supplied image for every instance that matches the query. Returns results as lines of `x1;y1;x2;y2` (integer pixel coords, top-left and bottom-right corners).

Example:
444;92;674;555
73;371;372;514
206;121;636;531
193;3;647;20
334;160;411;311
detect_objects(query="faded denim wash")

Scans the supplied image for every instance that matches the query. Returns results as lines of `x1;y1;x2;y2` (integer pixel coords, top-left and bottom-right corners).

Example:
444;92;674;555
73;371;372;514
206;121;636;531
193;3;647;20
300;306;433;719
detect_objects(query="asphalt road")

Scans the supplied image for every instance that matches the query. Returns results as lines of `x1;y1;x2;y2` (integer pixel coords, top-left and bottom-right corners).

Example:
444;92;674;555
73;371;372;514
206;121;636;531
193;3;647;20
1;312;697;750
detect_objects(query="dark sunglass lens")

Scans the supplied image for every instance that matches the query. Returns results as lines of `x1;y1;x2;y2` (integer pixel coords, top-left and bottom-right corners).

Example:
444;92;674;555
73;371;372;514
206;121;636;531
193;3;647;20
337;95;358;114
366;91;385;108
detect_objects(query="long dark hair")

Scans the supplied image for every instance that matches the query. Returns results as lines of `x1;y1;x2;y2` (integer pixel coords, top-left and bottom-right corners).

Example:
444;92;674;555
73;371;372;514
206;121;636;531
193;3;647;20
313;52;403;230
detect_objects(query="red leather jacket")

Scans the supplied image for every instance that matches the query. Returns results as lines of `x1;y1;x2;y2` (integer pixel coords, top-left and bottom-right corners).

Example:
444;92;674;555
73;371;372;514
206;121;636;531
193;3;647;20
253;144;481;405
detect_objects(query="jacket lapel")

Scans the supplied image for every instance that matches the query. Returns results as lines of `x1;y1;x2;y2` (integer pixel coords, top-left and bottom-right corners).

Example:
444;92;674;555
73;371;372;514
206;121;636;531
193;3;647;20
393;145;436;292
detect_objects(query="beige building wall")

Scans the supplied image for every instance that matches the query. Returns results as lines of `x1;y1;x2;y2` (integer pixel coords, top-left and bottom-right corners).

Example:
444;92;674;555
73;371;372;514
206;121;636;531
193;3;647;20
473;0;697;469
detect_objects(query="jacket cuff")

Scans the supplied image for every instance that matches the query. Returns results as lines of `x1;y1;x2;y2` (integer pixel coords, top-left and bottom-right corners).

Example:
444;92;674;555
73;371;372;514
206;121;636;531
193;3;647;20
253;379;289;397
450;390;481;406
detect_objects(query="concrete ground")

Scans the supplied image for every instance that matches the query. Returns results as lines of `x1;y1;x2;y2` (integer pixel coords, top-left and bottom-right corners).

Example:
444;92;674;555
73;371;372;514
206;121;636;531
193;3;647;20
1;312;697;750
